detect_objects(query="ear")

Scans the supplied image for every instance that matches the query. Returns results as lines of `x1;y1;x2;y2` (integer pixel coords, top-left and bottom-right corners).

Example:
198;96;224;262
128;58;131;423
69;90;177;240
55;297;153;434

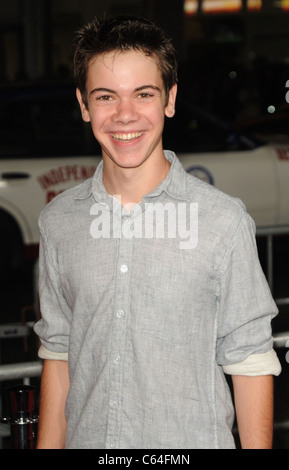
165;83;177;118
76;88;91;123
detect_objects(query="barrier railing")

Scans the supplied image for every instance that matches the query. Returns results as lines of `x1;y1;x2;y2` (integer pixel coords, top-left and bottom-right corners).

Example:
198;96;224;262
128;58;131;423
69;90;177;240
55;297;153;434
0;361;43;383
256;224;289;301
256;224;289;356
256;225;289;348
0;361;42;448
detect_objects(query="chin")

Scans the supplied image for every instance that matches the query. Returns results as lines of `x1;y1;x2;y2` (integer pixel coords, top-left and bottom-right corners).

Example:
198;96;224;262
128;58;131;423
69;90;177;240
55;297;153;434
108;154;149;169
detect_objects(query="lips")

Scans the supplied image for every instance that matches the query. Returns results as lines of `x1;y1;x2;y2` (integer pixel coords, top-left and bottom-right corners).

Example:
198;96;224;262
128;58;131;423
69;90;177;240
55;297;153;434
111;132;144;142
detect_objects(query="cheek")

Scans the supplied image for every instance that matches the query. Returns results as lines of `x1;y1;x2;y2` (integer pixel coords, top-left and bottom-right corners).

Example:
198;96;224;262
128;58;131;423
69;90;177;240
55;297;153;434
89;111;108;133
144;106;166;127
155;110;166;131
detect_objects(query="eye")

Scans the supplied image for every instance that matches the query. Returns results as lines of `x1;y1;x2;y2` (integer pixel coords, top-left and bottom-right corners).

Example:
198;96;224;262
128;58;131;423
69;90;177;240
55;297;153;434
138;92;153;99
97;95;113;102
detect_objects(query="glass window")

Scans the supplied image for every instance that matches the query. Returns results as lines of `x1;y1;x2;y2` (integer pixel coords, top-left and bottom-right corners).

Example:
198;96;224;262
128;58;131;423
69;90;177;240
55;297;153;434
0;85;100;158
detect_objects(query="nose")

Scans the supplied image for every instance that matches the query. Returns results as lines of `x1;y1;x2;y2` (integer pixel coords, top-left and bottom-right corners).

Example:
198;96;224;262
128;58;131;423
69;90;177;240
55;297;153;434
112;98;138;124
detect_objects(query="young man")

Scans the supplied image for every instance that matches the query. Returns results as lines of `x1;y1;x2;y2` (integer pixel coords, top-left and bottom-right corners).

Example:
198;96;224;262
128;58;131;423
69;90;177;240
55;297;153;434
34;16;281;449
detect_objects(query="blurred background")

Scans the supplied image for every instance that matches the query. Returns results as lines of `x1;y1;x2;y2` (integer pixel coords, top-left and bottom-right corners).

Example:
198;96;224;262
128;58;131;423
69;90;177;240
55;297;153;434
0;0;289;449
1;0;289;121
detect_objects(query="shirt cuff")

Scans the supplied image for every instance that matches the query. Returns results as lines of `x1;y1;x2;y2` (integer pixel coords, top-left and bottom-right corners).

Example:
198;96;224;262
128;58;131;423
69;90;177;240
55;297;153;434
222;349;281;376
38;344;68;361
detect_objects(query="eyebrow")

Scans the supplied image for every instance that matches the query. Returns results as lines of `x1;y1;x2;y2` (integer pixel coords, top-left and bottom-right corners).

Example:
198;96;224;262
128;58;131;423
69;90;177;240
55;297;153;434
89;88;114;98
135;85;162;93
89;85;162;98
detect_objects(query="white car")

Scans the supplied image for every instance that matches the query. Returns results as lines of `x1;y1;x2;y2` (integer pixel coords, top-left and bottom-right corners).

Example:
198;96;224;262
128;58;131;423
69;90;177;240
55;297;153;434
179;144;289;227
165;98;289;227
0;83;99;274
1;84;289;273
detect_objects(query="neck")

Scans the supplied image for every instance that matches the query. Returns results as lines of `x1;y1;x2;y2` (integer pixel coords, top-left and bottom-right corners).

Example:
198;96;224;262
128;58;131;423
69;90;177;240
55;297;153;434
102;153;171;206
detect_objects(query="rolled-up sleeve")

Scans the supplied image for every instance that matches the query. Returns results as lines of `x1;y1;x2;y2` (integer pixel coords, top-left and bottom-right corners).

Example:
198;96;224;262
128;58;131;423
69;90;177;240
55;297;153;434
216;211;281;376
33;224;72;357
223;349;281;376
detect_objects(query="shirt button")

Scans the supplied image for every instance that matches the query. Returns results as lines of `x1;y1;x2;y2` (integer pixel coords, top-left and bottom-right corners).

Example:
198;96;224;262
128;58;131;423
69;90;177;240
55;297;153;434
125;219;133;227
114;354;121;364
120;264;128;273
110;442;115;448
116;310;125;318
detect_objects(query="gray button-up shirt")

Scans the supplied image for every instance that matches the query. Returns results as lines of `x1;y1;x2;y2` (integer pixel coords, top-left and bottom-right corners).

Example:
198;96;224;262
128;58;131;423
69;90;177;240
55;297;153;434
34;151;279;449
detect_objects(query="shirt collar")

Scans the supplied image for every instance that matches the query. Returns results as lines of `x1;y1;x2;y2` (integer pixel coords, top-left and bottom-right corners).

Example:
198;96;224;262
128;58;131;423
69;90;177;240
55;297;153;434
73;160;106;202
143;150;190;202
73;150;190;203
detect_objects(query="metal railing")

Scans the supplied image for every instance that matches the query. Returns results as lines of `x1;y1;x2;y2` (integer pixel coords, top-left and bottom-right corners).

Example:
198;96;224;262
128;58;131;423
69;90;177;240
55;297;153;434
256;224;289;350
256;224;289;300
0;361;42;383
0;361;42;447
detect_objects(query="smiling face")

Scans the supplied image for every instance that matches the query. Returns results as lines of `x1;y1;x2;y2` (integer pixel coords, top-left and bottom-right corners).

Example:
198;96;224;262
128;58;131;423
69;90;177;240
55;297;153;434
76;49;177;171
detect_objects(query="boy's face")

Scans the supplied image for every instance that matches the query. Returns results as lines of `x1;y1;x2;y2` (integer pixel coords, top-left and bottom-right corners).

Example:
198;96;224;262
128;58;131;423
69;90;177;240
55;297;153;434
77;49;177;170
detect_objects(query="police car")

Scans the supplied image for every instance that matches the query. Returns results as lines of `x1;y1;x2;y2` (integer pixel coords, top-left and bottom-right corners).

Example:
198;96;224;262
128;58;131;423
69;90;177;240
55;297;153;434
0;83;99;275
1;83;289;274
165;98;289;228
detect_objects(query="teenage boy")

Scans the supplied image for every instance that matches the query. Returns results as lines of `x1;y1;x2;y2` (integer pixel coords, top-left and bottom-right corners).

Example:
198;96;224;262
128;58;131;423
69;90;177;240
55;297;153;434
34;16;281;449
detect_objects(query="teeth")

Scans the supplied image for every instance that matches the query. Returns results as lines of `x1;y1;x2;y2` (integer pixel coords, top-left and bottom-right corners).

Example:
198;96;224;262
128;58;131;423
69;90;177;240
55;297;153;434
112;132;143;142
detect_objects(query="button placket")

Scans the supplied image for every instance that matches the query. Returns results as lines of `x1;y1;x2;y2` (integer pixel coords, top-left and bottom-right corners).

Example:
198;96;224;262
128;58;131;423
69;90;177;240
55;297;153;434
106;235;133;449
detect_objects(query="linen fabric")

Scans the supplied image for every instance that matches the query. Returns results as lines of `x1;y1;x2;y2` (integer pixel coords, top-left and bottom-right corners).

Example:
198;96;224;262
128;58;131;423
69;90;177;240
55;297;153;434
34;151;280;449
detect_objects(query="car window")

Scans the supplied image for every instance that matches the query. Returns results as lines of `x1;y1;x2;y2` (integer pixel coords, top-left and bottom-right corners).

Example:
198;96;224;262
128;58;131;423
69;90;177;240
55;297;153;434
240;106;289;144
0;87;100;158
163;97;258;153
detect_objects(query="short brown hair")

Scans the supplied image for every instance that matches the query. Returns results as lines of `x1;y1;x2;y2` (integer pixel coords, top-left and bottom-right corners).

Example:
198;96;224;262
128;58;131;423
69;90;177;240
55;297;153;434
74;16;178;106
